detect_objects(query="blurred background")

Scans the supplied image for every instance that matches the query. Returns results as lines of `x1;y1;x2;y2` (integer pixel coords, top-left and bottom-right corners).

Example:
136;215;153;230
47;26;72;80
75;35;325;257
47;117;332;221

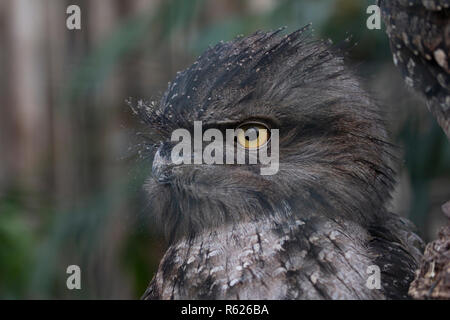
0;0;449;299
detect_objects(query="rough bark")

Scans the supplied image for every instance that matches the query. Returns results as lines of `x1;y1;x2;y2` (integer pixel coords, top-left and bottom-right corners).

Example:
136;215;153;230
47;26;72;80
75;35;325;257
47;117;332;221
409;225;450;299
378;0;450;299
378;0;450;138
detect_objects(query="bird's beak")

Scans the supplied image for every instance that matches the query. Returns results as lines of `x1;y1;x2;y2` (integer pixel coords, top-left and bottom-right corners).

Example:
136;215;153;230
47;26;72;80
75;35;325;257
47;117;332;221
152;143;174;184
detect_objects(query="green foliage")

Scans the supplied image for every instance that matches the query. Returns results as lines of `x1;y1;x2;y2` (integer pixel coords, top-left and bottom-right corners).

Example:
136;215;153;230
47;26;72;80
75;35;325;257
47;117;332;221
0;191;36;299
399;113;450;233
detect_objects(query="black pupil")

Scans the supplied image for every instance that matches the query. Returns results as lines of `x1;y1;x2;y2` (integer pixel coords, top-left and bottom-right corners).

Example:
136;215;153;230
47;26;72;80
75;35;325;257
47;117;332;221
245;127;259;141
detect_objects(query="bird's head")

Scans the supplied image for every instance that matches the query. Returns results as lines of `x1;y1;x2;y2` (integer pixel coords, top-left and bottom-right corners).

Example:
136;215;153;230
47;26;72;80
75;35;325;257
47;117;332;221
133;27;395;243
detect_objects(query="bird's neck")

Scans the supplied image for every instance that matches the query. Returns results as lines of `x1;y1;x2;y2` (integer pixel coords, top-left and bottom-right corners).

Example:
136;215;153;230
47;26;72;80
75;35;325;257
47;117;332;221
151;215;383;299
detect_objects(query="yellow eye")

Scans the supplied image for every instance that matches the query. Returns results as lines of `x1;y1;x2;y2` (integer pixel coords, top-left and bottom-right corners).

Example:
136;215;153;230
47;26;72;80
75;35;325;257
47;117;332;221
236;123;270;149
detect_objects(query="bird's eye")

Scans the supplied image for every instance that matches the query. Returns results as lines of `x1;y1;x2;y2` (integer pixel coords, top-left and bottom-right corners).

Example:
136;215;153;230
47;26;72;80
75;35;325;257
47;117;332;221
236;122;270;149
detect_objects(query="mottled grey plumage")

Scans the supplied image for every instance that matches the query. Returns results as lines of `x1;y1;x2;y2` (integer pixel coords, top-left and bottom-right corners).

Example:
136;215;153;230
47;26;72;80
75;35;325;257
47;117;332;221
378;0;450;138
136;27;423;300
